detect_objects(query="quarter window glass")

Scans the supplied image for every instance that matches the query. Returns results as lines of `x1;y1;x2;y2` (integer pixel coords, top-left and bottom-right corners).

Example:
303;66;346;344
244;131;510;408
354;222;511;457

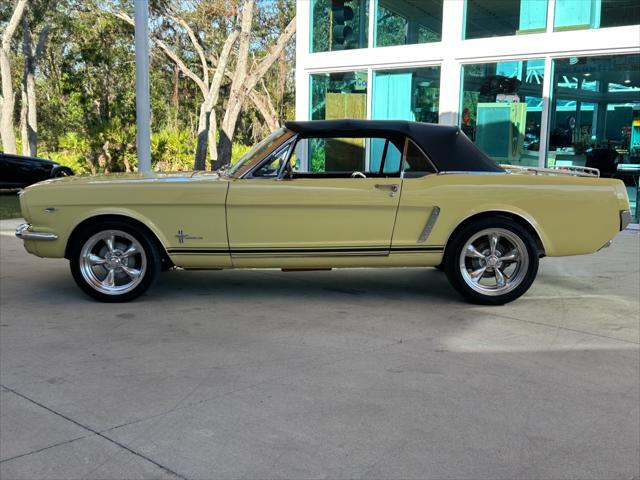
251;145;291;178
403;141;435;177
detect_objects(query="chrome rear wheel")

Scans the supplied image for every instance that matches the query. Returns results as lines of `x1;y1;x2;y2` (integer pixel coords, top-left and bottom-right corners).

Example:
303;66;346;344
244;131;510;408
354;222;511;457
444;217;539;305
459;228;529;296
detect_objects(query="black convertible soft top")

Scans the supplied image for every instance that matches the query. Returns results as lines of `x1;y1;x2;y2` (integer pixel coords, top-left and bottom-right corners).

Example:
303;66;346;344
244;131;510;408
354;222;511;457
284;119;504;173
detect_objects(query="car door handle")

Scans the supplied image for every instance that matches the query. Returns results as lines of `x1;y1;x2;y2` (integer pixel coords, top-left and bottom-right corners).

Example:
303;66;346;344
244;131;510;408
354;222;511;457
375;183;399;192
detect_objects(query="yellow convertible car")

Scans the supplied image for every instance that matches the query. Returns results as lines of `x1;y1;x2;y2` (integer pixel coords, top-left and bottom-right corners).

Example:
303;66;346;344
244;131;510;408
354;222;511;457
16;120;631;304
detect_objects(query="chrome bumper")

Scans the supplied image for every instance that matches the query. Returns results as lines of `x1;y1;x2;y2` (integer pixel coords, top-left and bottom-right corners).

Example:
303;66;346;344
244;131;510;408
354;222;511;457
15;223;58;241
620;210;632;231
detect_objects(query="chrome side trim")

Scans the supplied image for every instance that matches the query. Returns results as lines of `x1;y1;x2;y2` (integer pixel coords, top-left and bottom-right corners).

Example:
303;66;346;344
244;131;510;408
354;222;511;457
437;171;507;175
597;240;612;251
418;206;441;243
620;210;632;231
15;223;58;241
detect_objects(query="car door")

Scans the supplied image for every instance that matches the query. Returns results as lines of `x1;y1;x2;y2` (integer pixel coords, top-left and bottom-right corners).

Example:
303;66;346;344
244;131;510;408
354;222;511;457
226;135;403;266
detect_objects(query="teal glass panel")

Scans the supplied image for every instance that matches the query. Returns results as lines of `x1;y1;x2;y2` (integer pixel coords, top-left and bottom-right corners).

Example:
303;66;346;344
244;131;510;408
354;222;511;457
311;0;369;52
461;60;544;167
372;67;440;172
554;0;639;31
549;54;640;223
374;0;443;47
464;0;547;39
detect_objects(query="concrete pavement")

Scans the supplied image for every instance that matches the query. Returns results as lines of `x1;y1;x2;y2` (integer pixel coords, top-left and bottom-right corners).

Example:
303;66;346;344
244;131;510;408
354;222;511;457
1;218;638;479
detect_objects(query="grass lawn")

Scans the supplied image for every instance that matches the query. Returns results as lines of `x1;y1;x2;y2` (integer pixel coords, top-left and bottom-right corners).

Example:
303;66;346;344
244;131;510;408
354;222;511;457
0;192;21;220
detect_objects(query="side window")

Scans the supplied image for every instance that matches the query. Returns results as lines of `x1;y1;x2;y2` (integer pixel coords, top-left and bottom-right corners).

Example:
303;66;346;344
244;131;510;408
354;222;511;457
305;136;403;176
250;144;291;178
403;140;436;178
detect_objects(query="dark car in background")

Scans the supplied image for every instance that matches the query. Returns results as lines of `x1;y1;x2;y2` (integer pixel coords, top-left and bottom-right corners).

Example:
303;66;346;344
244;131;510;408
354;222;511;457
0;153;73;189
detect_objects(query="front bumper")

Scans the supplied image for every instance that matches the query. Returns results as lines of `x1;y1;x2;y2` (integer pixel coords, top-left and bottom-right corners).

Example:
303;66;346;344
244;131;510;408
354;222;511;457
620;210;632;231
15;223;58;241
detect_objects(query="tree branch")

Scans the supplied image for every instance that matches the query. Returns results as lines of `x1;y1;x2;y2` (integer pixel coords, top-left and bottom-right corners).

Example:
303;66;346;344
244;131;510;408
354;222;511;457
244;16;295;93
168;13;209;88
110;9;208;96
2;0;28;51
34;22;51;60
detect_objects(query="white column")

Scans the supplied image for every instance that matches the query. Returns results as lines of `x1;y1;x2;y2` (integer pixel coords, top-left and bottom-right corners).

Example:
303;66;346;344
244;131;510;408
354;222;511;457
538;56;554;167
438;0;465;126
134;0;151;173
295;0;311;121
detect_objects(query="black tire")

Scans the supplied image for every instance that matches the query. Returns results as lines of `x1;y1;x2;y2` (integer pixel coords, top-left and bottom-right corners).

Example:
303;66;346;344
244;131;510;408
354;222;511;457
444;217;539;305
52;167;73;178
69;220;161;302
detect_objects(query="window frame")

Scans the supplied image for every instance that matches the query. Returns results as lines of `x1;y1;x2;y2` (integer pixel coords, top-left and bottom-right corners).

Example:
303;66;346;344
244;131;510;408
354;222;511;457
288;134;405;178
241;136;298;179
401;137;439;178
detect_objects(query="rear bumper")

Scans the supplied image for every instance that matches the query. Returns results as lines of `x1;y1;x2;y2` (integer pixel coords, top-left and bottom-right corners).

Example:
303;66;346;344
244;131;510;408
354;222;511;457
620;210;632;231
15;223;58;241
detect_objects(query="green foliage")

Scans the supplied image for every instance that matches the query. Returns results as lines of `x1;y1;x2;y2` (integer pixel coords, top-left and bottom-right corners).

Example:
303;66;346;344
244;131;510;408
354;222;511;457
152;129;196;171
46;132;92;174
231;143;252;164
4;0;296;172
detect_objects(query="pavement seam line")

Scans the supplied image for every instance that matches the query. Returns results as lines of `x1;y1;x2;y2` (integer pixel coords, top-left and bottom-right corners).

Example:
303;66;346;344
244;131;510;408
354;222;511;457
0;434;91;464
0;384;188;480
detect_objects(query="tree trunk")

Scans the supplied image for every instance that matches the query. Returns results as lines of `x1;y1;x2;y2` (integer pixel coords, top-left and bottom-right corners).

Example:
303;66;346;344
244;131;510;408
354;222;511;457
20;82;28;155
217;6;295;166
217;0;254;166
0;48;18;154
194;104;210;170
0;0;27;154
207;109;218;169
22;16;38;157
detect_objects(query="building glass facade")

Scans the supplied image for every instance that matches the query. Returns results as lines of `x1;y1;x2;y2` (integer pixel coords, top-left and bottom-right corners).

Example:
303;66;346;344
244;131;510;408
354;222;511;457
298;0;640;223
311;0;369;52
464;0;548;39
374;0;443;47
461;60;544;167
554;0;640;31
548;53;640;220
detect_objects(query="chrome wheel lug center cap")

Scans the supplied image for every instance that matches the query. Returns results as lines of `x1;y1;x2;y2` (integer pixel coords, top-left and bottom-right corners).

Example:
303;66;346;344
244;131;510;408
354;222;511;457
486;255;499;268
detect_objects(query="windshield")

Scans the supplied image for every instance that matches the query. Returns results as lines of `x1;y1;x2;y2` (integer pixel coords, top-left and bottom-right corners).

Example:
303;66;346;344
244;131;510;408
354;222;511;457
225;127;292;178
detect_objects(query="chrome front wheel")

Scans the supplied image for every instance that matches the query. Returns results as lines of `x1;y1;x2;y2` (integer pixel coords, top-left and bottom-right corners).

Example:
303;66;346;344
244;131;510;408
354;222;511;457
79;230;147;295
70;221;161;302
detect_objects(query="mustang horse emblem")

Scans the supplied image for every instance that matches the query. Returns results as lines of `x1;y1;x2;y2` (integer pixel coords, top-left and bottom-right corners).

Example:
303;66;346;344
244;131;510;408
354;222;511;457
175;230;202;243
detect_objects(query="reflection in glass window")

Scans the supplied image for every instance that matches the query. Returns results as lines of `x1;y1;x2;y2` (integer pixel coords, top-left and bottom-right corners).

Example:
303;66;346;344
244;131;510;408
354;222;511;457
311;0;369;52
554;0;640;31
372;67;440;124
310;71;368;121
549;54;640;222
305;137;403;175
464;0;547;39
461;60;544;167
375;0;443;47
